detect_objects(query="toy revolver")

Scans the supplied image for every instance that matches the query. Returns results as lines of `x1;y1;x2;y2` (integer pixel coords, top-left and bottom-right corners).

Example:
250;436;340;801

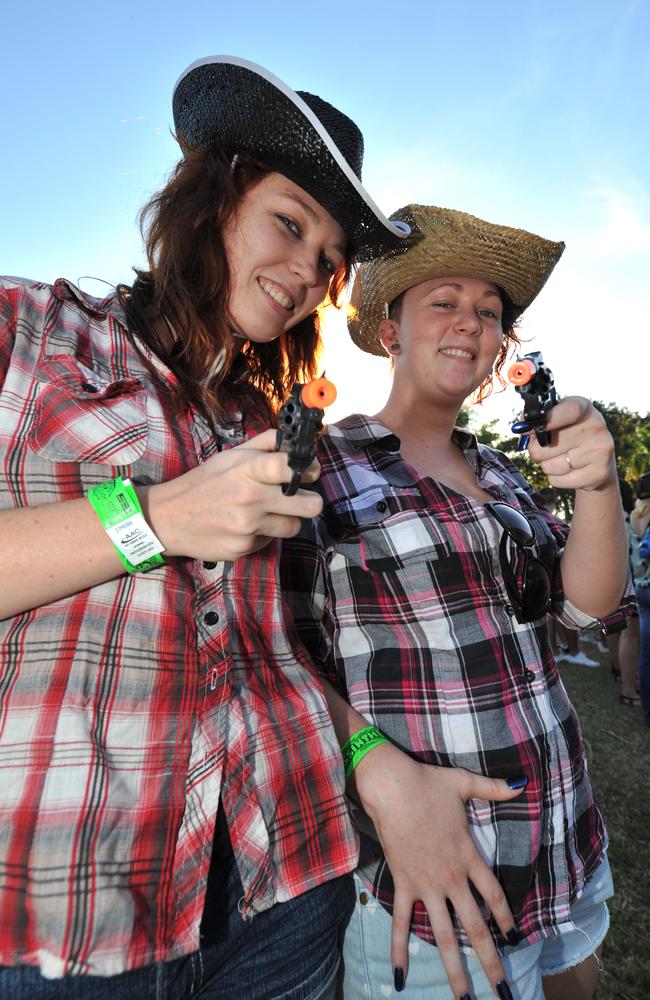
508;351;557;448
275;377;337;496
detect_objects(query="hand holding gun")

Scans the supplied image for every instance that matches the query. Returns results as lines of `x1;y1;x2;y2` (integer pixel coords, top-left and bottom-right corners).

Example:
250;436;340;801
508;351;557;449
275;377;337;496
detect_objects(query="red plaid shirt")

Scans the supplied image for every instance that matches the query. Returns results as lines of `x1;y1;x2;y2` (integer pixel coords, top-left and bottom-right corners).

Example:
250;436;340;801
282;415;633;951
0;277;357;978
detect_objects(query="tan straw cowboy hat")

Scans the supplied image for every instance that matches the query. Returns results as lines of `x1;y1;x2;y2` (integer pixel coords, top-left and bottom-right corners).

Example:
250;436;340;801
348;204;565;354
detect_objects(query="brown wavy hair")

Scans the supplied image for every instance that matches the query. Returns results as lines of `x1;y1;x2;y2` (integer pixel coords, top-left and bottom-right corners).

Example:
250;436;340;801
118;149;350;421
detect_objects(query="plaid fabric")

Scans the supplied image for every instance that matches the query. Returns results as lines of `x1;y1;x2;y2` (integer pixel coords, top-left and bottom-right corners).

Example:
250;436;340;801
282;414;631;951
0;277;357;978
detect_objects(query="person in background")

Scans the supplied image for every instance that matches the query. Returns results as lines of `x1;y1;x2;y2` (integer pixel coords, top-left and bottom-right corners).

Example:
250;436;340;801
610;478;641;704
283;204;633;1000
0;55;410;998
631;472;650;724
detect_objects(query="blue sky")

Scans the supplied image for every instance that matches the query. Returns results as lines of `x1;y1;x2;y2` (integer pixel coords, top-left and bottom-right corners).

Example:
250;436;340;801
2;0;648;430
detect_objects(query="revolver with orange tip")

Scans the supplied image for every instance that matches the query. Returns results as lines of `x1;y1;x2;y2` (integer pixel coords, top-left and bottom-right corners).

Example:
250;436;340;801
508;351;557;448
275;377;337;495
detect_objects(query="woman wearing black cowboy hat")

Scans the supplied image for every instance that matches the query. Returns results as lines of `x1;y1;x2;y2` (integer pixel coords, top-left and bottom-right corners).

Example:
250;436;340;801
0;56;408;997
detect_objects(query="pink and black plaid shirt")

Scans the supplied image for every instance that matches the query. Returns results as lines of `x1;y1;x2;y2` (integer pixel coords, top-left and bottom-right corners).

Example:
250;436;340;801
0;277;358;978
282;414;632;951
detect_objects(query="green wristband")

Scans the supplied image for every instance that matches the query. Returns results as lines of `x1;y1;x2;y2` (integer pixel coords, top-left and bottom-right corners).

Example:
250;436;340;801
87;476;165;574
341;725;389;780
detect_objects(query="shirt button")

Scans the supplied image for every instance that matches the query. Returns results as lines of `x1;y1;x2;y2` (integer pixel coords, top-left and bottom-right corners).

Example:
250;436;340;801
81;381;99;393
524;669;536;682
376;501;387;513
203;561;217;570
204;611;220;626
359;891;369;905
504;604;514;616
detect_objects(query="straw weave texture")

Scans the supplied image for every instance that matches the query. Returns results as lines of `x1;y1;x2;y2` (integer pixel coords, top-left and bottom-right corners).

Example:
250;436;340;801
348;204;565;354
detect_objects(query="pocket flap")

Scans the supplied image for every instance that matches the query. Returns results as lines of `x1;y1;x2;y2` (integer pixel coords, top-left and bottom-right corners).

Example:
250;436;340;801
28;355;148;465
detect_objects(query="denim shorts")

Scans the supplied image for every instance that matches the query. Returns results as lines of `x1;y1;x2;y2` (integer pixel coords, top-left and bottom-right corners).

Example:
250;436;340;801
0;851;355;1000
342;855;613;1000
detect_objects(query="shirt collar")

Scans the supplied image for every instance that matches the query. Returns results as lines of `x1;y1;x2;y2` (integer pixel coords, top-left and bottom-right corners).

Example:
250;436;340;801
331;414;480;461
329;414;400;453
52;277;126;322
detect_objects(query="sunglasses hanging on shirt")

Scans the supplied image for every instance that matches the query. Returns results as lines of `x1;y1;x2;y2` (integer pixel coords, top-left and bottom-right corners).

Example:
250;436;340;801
485;501;552;624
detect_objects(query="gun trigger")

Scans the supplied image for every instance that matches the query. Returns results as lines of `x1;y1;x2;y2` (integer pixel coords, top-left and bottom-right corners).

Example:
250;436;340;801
282;470;302;496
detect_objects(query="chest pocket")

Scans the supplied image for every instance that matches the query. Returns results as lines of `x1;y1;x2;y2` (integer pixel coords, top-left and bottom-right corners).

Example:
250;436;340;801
327;486;450;573
27;355;148;465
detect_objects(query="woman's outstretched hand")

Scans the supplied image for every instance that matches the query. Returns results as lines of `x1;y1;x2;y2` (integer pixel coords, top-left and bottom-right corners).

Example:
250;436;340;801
527;395;629;618
351;743;526;1000
145;429;323;562
527;396;616;492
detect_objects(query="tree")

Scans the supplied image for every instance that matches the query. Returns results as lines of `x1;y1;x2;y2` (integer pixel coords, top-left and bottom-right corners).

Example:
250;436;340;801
591;401;650;482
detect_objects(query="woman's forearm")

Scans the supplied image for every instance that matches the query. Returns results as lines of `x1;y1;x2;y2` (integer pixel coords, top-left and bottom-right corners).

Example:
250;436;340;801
0;499;124;619
561;481;629;617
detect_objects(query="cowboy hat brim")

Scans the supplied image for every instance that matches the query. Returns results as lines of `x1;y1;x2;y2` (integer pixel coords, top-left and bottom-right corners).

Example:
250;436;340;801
348;204;565;354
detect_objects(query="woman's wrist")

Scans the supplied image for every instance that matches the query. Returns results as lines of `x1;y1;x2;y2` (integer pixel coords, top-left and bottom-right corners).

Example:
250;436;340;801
347;740;405;813
138;481;181;558
341;725;390;779
86;478;165;573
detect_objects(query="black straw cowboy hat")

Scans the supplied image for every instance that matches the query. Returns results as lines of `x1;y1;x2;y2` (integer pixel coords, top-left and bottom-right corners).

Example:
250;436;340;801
172;55;410;261
348;204;566;354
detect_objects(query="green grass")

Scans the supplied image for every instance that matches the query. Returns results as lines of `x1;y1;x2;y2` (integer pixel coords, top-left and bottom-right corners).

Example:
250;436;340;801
558;636;650;1000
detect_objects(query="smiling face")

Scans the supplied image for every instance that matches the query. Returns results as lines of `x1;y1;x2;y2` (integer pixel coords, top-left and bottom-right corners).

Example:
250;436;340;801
379;275;505;404
222;172;347;344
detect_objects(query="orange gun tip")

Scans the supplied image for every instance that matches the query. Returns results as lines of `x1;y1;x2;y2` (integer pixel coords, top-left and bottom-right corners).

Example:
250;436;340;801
300;377;337;409
507;359;537;386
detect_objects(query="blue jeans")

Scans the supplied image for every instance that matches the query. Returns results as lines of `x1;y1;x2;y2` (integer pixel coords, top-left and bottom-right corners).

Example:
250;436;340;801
636;583;650;724
0;850;354;999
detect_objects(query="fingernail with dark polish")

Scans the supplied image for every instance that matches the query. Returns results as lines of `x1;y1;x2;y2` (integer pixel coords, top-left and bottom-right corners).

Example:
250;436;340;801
506;927;523;946
507;775;529;789
394;966;405;992
496;980;514;1000
459;994;472;1000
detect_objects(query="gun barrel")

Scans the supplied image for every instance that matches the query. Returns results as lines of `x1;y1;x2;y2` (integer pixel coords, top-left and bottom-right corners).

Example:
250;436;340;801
507;358;537;386
300;377;337;409
277;378;337;495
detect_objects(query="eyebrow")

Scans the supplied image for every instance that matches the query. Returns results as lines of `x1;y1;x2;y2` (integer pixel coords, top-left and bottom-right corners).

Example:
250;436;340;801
279;190;346;256
428;281;502;300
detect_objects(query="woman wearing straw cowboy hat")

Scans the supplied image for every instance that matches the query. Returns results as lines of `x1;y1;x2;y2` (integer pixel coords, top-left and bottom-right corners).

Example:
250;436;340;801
282;205;633;1000
0;56;410;997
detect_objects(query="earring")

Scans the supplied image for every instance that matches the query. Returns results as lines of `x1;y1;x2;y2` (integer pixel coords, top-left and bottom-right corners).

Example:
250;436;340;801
390;343;400;352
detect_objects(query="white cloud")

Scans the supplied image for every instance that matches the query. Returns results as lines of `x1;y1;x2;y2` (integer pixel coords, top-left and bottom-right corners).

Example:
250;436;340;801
576;187;650;257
